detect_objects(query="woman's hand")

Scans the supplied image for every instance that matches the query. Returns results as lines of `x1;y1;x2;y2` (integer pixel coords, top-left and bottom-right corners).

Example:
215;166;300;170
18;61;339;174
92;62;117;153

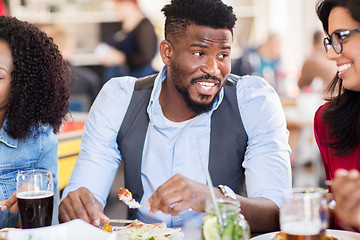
332;169;360;230
0;191;18;213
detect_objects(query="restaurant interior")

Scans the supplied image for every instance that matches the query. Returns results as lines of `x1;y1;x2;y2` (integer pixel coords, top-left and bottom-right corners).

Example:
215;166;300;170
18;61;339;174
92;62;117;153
3;0;340;238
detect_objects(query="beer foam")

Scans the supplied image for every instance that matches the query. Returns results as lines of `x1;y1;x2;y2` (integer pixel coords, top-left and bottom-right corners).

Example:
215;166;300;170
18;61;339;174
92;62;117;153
17;190;54;199
281;220;322;235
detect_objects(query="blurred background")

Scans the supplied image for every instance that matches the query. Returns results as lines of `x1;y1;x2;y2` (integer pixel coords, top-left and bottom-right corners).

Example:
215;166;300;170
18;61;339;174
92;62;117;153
2;0;334;218
6;0;323;89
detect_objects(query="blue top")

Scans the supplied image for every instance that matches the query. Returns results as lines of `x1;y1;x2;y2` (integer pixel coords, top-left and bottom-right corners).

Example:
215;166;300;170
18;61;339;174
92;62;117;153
0;119;59;228
63;66;292;227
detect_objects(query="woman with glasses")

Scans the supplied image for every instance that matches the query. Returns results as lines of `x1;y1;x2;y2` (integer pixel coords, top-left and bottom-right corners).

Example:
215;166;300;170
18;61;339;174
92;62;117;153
315;0;360;231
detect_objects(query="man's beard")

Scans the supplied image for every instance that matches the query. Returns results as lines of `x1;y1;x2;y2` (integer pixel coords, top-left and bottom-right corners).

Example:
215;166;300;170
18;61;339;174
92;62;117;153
176;84;219;115
170;67;221;115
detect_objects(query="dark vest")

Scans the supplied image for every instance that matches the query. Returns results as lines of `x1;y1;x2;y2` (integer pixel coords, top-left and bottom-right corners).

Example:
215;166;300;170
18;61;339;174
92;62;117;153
117;74;248;219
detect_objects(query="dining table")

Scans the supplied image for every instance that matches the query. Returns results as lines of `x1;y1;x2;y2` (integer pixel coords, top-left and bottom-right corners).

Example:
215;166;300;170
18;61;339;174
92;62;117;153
3;219;360;240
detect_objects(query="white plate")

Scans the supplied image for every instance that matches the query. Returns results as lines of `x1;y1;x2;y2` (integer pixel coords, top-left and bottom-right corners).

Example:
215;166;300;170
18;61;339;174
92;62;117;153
105;231;184;240
250;229;360;240
109;226;184;240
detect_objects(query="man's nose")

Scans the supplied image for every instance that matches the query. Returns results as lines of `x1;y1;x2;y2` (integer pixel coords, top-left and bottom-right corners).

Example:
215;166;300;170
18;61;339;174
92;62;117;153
200;57;220;76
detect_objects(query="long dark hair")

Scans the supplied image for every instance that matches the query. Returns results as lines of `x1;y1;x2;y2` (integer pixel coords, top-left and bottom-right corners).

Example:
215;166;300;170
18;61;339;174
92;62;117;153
317;0;360;156
0;16;71;139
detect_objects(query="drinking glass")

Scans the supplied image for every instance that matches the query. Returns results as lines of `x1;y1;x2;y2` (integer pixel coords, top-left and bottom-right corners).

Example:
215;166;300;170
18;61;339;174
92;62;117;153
202;199;250;240
16;169;54;229
280;187;329;240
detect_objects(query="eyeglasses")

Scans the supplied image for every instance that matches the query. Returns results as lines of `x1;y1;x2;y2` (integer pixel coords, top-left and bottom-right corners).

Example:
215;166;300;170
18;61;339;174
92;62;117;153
323;28;360;54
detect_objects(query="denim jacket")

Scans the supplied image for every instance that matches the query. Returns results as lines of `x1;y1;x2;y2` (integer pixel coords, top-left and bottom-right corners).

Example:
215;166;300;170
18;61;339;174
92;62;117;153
0;119;58;228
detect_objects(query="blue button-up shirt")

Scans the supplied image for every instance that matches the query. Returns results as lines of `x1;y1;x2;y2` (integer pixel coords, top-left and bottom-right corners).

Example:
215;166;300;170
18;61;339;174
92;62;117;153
63;66;292;227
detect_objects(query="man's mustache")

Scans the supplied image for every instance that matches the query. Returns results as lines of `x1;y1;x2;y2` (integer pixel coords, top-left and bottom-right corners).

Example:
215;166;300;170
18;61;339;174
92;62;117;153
190;75;221;85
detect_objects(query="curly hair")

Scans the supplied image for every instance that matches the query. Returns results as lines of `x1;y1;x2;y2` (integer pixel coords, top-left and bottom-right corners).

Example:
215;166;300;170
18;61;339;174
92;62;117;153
317;0;360;155
0;16;71;139
161;0;237;42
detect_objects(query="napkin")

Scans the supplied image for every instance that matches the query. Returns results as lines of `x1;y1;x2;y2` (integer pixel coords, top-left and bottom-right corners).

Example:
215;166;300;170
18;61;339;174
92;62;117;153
7;219;110;240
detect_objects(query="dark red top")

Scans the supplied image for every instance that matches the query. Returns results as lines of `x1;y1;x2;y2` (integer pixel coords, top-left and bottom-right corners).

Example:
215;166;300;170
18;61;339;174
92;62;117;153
314;102;360;230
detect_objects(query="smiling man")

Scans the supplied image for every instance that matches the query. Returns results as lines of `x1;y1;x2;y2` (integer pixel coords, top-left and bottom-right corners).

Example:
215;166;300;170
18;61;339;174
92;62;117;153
59;0;292;233
161;24;232;119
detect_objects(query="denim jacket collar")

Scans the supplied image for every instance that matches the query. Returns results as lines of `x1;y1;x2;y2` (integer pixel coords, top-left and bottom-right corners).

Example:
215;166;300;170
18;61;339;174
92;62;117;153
0;119;18;148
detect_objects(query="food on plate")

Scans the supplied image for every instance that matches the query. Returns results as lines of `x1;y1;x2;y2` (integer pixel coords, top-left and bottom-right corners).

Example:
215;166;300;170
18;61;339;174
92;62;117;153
272;232;284;240
101;219;181;240
101;223;113;232
272;232;338;240
118;187;143;208
0;228;11;240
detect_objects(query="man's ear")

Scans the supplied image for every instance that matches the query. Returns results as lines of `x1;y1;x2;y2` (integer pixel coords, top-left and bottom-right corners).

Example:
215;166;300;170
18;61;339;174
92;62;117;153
160;39;173;66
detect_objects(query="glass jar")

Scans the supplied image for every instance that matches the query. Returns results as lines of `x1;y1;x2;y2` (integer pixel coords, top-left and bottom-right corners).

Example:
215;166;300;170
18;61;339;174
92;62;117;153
280;187;329;239
202;199;250;240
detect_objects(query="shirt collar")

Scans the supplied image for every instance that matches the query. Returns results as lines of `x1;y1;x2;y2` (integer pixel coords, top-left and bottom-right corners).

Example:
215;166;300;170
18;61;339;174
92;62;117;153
147;66;224;115
0;118;18;148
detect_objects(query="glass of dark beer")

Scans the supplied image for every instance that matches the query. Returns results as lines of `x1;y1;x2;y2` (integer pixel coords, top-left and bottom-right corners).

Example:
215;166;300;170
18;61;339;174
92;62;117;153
16;169;54;229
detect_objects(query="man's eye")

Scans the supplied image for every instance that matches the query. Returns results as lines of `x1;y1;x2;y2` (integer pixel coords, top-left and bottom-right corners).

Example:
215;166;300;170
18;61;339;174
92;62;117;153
218;53;228;59
193;52;203;57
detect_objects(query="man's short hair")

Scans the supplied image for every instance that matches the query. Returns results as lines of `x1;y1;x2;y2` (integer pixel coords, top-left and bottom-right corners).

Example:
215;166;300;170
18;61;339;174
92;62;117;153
161;0;237;42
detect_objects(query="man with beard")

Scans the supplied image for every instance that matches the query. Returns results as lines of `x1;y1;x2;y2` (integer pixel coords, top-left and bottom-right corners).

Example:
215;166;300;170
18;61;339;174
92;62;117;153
59;0;291;232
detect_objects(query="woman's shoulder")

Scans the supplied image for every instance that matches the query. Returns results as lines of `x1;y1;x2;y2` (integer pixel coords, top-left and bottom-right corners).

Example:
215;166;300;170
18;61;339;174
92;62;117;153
38;124;55;136
315;101;331;118
17;124;57;146
25;124;56;144
314;101;332;132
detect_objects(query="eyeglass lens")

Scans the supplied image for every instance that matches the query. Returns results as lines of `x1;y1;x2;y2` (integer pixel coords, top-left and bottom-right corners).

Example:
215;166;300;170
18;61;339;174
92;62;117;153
323;33;342;54
331;33;342;54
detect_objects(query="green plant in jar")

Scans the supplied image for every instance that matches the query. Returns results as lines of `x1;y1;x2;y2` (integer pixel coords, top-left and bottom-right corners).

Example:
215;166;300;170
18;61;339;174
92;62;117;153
202;199;250;240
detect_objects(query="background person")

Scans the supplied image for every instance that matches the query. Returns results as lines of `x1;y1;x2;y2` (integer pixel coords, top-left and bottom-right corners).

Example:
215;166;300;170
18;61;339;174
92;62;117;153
59;0;291;233
0;0;7;16
96;0;158;81
41;25;101;112
297;30;337;97
0;16;71;228
232;33;283;89
315;0;360;230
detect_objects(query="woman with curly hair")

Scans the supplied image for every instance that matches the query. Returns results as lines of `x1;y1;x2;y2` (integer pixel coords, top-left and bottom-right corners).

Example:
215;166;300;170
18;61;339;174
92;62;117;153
315;0;360;231
0;16;71;227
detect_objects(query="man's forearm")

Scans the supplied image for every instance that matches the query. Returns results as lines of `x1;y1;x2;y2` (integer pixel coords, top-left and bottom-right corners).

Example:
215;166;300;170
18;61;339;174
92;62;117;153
238;196;280;233
214;188;280;233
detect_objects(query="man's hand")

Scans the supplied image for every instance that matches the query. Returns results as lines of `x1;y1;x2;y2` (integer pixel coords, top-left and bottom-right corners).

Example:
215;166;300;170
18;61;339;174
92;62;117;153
59;187;109;226
332;169;360;229
0;191;18;213
145;174;279;232
145;174;221;216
